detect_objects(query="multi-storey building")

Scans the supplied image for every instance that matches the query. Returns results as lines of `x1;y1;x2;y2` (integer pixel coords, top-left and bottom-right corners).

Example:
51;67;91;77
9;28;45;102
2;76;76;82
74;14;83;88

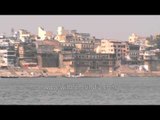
18;42;37;67
18;29;31;42
37;27;53;40
95;39;115;54
73;53;116;74
54;26;66;42
128;33;146;46
36;40;63;68
0;45;16;67
95;39;123;67
126;44;141;64
121;41;129;63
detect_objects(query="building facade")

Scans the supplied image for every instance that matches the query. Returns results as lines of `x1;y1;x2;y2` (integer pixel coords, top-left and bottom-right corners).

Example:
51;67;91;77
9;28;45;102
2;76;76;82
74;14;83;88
73;53;116;74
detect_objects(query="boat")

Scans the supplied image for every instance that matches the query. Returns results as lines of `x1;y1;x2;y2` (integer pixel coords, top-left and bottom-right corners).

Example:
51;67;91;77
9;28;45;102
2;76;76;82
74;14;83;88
1;76;19;78
117;73;127;77
120;73;125;77
65;72;84;78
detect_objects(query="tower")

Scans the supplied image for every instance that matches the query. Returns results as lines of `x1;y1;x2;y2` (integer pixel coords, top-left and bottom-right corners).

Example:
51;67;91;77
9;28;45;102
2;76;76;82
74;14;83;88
57;26;65;35
11;28;14;36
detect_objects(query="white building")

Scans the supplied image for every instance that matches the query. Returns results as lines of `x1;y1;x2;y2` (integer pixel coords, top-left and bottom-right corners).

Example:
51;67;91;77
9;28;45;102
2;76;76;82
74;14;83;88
0;45;16;67
37;27;53;40
128;33;146;46
38;27;46;40
18;29;31;42
54;26;66;42
0;35;5;39
128;33;139;43
95;39;115;54
0;49;8;67
143;51;158;60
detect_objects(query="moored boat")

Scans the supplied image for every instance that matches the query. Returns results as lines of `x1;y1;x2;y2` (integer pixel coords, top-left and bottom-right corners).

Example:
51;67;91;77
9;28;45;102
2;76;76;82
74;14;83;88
1;76;19;78
65;72;84;78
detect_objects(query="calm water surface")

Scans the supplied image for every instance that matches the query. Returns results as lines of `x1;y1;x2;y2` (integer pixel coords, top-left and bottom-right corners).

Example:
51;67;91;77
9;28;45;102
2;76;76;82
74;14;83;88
0;77;160;105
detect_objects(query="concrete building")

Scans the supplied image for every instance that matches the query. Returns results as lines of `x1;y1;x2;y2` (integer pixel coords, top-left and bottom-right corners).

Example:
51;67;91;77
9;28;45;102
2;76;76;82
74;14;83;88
18;43;37;68
95;39;122;59
60;42;75;69
38;27;46;40
73;53;116;74
54;26;66;42
81;42;95;53
0;35;5;39
18;29;31;42
0;49;8;67
140;50;158;61
128;33;146;46
121;42;129;60
37;27;53;40
0;45;16;67
126;44;141;64
94;39;123;67
128;33;139;43
37;52;61;68
95;39;115;54
36;41;63;68
110;40;123;67
144;60;160;71
76;33;90;40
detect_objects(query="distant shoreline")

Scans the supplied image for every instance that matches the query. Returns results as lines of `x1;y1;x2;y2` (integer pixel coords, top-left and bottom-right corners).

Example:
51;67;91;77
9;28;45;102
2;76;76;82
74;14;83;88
1;73;160;78
1;66;160;78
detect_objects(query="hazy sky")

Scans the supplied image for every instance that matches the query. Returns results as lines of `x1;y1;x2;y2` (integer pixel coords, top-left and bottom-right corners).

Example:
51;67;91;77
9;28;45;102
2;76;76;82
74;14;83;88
1;15;160;41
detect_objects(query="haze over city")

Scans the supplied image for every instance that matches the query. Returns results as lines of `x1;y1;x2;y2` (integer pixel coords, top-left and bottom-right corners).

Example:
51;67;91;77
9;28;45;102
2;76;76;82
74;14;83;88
1;15;160;41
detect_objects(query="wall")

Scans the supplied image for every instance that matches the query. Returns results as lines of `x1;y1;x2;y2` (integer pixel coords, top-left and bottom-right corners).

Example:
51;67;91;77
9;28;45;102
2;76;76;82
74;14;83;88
38;53;59;68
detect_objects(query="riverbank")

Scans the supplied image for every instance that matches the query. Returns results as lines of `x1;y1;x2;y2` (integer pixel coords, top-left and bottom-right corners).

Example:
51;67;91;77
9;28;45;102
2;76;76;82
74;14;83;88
1;72;160;78
1;66;160;78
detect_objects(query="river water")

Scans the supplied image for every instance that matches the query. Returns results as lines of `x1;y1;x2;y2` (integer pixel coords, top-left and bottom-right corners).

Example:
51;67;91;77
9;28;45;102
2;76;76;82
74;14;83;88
0;77;160;105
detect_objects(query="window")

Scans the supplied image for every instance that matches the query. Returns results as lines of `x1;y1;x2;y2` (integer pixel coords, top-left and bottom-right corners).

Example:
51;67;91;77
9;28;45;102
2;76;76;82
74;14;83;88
86;55;88;58
103;62;107;64
102;55;105;58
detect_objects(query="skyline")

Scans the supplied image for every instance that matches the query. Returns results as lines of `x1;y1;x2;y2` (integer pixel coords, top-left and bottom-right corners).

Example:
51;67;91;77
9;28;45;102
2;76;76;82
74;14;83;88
1;15;160;40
